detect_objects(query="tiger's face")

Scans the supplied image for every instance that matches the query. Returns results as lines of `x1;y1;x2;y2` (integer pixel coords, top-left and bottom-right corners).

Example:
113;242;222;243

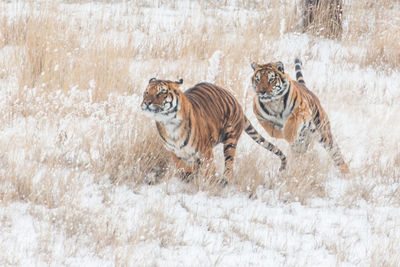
141;78;183;118
251;62;289;102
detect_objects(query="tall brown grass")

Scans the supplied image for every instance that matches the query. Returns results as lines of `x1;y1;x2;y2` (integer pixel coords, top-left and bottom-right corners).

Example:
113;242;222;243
0;0;399;203
0;1;399;265
301;0;343;39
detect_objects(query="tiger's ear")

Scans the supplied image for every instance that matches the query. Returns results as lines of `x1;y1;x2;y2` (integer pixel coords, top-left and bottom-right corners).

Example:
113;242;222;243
276;62;284;73
149;77;157;83
170;79;183;91
251;62;258;71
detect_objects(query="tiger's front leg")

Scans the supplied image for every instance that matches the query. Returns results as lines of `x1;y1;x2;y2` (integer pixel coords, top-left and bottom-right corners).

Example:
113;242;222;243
283;109;311;143
171;153;194;181
259;120;284;139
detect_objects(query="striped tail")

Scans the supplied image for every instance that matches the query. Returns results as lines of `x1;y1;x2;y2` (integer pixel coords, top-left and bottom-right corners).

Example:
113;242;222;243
244;117;287;171
294;58;305;84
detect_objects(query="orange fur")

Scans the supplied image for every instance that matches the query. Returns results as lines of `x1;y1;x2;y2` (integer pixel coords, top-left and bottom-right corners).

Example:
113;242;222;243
250;59;349;174
141;78;287;183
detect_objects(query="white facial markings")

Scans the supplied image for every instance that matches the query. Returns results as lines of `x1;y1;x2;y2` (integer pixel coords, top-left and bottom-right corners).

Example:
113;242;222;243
255;72;261;83
158;85;166;94
141;107;156;118
268;72;275;82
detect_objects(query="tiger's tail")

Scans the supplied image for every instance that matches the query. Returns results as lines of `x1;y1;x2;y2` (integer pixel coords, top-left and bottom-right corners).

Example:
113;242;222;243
244;117;287;171
294;58;305;84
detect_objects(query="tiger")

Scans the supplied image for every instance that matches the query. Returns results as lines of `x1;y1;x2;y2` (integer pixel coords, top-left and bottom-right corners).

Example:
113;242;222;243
250;58;349;174
141;78;287;183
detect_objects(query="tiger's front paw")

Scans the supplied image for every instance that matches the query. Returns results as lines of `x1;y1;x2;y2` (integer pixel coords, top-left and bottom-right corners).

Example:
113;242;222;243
340;164;350;176
180;171;194;183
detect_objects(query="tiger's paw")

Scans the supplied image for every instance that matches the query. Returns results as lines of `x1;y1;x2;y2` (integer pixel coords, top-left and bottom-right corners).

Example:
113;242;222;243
180;172;194;183
218;177;229;187
340;164;350;176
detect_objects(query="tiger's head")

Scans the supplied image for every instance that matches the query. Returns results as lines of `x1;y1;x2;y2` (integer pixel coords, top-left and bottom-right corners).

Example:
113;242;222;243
141;78;183;119
251;61;289;102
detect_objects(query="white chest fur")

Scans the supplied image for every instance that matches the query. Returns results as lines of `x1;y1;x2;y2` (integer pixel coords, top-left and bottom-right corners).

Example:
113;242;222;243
255;97;291;129
159;117;199;166
170;145;198;166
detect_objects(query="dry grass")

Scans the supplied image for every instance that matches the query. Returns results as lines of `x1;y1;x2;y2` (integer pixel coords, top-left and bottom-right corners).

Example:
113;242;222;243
290;0;400;70
0;0;399;265
301;0;343;39
0;0;398;192
345;1;400;70
0;0;398;205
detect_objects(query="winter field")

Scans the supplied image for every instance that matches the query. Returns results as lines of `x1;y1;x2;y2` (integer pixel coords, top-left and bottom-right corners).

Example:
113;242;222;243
0;0;399;266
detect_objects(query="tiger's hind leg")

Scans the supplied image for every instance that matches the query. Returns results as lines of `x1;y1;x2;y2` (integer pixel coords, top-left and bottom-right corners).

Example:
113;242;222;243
221;129;241;185
290;121;317;154
289;129;319;173
198;148;217;180
318;124;349;175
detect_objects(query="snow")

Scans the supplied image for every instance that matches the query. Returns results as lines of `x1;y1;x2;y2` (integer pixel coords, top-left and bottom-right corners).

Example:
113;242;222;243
0;0;400;266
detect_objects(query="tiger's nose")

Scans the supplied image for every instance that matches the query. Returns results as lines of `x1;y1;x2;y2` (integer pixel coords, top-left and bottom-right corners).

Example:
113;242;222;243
143;99;152;106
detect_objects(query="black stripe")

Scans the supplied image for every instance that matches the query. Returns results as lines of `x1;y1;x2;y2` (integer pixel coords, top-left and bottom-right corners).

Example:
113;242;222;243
314;109;321;126
257;137;265;143
246;129;257;135
275;86;286;97
156;123;174;147
221;97;231;116
296;72;304;81
245;124;253;132
223;143;236;153
225;94;235;107
320;137;327;144
222;133;235;143
189;90;219;115
225;132;235;139
290;93;298;113
189;90;214;104
180;114;191;148
259;99;271;116
198;83;221;99
225;155;233;162
266;143;275;151
163;104;178;115
282;89;289;110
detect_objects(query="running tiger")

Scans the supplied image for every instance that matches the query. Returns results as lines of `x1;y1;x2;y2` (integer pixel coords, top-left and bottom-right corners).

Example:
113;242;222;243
141;78;287;183
250;59;349;174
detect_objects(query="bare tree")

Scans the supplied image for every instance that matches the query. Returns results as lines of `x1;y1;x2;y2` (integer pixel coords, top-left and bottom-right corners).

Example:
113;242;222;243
302;0;343;39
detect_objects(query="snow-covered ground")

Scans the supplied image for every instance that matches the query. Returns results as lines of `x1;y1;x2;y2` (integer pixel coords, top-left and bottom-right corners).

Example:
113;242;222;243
0;1;399;266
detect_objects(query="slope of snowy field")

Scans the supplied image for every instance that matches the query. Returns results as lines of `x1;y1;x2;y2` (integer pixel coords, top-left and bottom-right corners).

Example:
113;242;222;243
0;1;399;266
